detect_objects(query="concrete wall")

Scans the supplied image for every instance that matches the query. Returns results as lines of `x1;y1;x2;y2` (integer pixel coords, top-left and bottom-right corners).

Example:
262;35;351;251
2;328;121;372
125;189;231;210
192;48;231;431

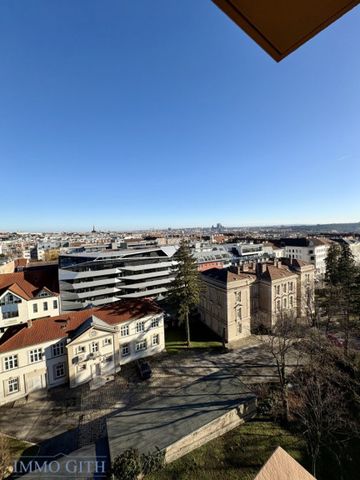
164;400;257;464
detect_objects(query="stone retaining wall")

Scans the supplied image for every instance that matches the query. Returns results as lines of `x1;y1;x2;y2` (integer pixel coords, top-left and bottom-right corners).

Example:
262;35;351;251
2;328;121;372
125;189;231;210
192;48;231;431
164;401;256;464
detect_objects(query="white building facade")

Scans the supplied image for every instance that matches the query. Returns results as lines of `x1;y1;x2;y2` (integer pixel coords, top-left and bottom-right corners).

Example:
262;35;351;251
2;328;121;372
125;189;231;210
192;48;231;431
0;300;164;405
0;273;60;337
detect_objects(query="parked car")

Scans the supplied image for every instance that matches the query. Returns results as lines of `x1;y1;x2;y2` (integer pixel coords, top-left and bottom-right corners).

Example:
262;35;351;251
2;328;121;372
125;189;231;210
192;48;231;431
327;333;344;348
137;360;152;380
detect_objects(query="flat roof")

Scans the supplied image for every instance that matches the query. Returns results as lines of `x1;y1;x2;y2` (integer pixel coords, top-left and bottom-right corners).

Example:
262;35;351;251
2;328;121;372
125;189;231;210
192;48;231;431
107;370;256;459
212;0;359;61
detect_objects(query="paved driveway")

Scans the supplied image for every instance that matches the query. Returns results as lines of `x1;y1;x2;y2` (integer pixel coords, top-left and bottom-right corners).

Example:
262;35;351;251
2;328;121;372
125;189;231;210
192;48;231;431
0;336;299;455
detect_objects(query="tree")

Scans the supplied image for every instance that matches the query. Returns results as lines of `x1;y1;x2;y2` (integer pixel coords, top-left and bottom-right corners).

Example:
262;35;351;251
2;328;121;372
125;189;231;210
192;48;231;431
290;336;360;478
323;243;360;355
167;240;201;347
0;435;10;480
258;312;304;423
325;243;341;285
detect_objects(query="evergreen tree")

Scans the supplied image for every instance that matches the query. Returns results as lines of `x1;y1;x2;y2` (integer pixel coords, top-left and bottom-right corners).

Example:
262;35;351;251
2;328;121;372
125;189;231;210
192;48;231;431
168;240;201;347
325;243;341;285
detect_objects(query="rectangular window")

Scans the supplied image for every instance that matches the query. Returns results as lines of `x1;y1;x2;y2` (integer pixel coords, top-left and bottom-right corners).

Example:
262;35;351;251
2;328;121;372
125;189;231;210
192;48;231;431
103;337;112;346
151;318;160;329
135;340;147;352
52;342;64;357
152;334;159;346
55;363;65;378
136;321;145;333
276;286;280;295
33;303;38;313
53;300;58;309
283;283;287;293
76;345;86;354
3;310;18;319
43;301;48;311
90;342;99;353
29;348;42;363
120;325;129;336
4;355;18;370
121;344;130;357
8;378;19;394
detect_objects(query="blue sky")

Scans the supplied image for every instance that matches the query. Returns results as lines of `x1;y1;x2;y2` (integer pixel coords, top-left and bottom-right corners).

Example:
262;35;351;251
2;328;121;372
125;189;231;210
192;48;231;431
0;1;359;231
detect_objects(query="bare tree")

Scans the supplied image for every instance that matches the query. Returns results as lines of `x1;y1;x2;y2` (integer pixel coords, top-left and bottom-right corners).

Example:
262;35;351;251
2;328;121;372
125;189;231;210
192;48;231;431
257;311;304;423
290;335;360;479
0;435;10;480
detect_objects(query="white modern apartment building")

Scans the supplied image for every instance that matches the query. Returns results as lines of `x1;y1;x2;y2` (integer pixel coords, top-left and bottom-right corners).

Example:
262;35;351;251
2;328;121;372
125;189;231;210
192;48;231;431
59;246;178;311
0;272;60;337
280;238;332;276
0;299;164;405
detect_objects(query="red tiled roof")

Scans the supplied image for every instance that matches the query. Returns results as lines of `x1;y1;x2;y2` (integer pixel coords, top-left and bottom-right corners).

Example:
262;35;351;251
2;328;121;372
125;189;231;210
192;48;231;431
0;272;58;300
261;265;297;282
0;300;161;354
14;258;28;268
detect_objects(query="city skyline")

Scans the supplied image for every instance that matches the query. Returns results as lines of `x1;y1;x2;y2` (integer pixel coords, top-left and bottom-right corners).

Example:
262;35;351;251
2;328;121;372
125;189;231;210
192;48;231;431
0;0;359;231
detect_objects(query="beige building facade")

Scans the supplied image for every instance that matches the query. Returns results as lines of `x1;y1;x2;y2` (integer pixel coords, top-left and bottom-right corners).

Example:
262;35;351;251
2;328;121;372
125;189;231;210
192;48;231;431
199;259;315;346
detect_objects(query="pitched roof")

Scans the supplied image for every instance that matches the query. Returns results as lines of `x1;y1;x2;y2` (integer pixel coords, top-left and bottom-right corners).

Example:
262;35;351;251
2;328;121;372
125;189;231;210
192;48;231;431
201;268;252;284
254;446;315;480
0;299;161;354
0;272;58;300
261;265;297;282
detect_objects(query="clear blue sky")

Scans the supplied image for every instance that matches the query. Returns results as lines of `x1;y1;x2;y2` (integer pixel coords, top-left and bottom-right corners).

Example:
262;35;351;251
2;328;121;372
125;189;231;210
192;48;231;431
0;1;359;231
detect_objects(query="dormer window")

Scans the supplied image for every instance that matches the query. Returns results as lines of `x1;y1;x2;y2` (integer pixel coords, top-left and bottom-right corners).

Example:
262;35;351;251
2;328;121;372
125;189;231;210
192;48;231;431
0;293;21;306
37;290;50;298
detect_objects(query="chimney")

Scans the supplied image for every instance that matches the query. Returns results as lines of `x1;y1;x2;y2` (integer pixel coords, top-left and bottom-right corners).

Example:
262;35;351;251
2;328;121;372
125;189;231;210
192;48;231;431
27;319;32;328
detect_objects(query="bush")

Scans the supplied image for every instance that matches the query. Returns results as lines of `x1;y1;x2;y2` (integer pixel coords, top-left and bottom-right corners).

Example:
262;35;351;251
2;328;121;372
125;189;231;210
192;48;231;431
112;448;141;480
112;447;165;480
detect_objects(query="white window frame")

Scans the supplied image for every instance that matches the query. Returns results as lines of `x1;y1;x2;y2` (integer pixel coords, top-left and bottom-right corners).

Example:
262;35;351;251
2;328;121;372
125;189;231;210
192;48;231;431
135;340;147;352
33;303;38;313
4;355;18;371
43;301;48;311
90;342;99;353
136;321;145;333
29;348;42;364
8;377;19;394
53;299;58;309
151;317;160;329
103;337;112;347
120;325;129;336
121;344;130;357
152;334;159;346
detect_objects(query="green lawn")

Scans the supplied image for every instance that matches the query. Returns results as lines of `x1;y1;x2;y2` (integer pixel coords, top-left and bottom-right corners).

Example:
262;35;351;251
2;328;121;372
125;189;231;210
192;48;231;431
147;420;308;480
165;320;222;353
